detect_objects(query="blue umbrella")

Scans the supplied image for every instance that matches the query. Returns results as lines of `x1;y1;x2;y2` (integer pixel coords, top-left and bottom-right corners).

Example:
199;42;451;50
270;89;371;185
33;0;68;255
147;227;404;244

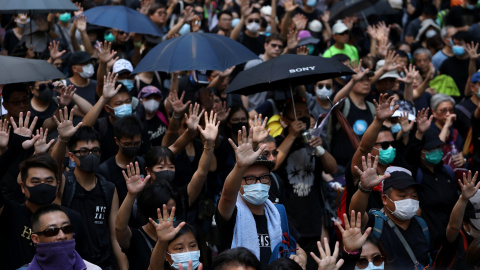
82;5;161;36
133;32;259;73
0;0;78;14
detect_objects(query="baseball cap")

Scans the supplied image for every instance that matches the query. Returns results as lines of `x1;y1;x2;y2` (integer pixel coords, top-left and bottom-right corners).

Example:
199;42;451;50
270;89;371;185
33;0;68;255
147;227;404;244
297;30;320;47
422;129;444;150
68;51;91;66
138;86;163;99
251;155;275;171
332;21;349;35
471;72;480;83
376;59;401;80
308;19;323;33
113;59;133;75
382;171;422;192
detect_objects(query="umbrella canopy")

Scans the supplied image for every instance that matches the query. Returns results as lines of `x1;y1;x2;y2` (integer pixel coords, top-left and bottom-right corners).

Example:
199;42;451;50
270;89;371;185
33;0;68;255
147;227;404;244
0;0;78;14
329;0;379;22
133;32;259;73
82;5;162;36
226;54;354;96
362;0;401;17
0;55;65;84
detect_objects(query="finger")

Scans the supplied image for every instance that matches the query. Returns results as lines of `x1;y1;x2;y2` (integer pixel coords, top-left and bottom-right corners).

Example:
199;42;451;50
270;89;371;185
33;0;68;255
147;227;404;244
135;161;141;176
356;211;362;228
162;204;168;222
228;138;238;150
323;237;331;256
169;206;176;221
343;213;350;230
310;251;321;264
29;117;38;133
317;240;326;259
332;241;340;259
350;210;356;229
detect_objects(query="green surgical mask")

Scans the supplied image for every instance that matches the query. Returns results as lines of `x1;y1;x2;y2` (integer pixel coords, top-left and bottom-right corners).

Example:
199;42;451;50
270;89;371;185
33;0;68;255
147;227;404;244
306;44;315;55
104;32;115;42
59;12;71;23
377;146;396;165
424;149;443;165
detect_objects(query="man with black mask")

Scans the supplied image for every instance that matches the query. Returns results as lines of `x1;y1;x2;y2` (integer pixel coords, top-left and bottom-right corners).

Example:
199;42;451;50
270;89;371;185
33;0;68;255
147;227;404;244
0;154;88;270
51;111;127;270
98;116;147;205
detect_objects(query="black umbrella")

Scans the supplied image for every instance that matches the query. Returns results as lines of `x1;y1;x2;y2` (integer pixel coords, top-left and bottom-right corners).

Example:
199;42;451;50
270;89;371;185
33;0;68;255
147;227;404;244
0;0;78;14
226;54;354;118
329;0;379;22
361;0;401;17
0;55;66;84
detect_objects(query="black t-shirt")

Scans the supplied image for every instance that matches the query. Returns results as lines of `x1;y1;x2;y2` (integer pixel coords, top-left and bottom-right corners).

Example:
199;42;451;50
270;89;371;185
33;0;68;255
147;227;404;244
455;98;476;139
3;29;20;54
68;180;115;268
66;78;98;105
268;172;286;204
439;57;480;102
29;99;58;130
445;6;480;28
239;33;266;56
146;114;168;147
97;155;146;205
0;201;88;270
405;18;421;39
413;91;432;111
215;206;272;269
365;212;430;269
122;227;156;270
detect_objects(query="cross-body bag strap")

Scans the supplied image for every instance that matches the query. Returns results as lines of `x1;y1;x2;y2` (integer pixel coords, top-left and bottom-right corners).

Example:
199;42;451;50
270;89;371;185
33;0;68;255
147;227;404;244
386;218;419;265
138;229;154;252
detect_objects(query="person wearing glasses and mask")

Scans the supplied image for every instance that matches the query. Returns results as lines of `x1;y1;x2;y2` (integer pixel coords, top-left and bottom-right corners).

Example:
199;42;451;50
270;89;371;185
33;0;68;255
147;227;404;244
19;204;101;269
0;154;89;270
51;116;127;269
216;128;307;270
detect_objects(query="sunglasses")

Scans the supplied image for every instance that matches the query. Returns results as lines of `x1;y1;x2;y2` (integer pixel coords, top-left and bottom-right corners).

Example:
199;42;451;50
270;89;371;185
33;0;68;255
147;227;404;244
247;19;260;23
356;255;384;269
34;224;74;237
317;83;332;89
118;30;128;35
375;141;394;150
38;83;54;91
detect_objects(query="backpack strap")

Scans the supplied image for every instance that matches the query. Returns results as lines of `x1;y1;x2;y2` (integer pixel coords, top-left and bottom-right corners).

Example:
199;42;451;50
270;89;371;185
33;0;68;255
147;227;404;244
369;209;388;239
442;164;455;181
415;167;423;184
385;218;420;265
456;104;472;120
96;173;114;218
270;172;280;195
138;228;154;252
274;204;289;235
62;171;77;208
413;215;431;247
342;97;351;119
366;101;376;118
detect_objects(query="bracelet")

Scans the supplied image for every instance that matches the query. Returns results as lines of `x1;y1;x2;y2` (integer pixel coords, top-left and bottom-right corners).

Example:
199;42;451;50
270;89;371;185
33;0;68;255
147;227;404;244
204;144;215;150
58;136;70;143
358;181;372;193
173;114;183;119
343;246;360;255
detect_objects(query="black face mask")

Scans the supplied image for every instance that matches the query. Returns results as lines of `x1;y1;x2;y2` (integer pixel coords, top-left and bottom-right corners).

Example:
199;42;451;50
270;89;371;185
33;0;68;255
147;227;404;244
230;122;249;134
298;116;311;128
37;86;53;102
77;153;101;173
153;170;175;183
26;183;57;205
121;146;140;159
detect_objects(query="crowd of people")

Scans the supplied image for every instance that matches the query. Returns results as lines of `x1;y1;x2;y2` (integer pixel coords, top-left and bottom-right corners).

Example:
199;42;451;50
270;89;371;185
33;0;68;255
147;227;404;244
2;0;480;269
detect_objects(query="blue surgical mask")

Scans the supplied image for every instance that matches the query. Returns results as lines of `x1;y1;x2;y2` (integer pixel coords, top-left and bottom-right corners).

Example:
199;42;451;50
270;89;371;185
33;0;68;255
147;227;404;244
179;24;190;35
452;45;465;56
354;262;384;270
391;123;401;134
377;146;396;165
306;0;317;7
168;250;201;270
232;18;240;28
104;32;115;42
466;3;476;9
241;183;270;205
265;25;271;36
476;85;480;98
59;12;71;23
111;104;132;118
118;79;134;91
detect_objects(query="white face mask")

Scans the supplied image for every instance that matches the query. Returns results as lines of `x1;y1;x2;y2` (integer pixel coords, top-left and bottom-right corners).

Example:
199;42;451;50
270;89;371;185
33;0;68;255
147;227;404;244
168;250;201;270
316;86;332;100
143;99;160;113
78;64;94;78
246;22;260;33
386;197;419;220
354;262;384;270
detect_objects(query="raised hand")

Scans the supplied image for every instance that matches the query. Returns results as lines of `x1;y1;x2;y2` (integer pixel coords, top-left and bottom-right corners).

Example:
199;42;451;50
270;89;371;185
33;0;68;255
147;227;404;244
198;111;219;144
0;119;11;151
288;119;306;138
466;42;480;59
320;10;330;24
103;72;122;99
397;64;418;85
416;108;433;134
376;38;391;59
336;211;372;253
250;114;270;144
310;238;344;270
228;126;266;168
374;93;397;121
98;41;117;64
76;15;87;32
213;101;230;122
219;66;235;77
169;90;192;116
354;154;390;190
32;128;55;154
399;111;414;133
292;14;307;31
459;171;480;200
74;2;84;17
366;24;376;40
382;50;399;72
48;41;66;60
55;83;76;107
123;162;150;195
297;46;308;55
351;59;369;82
11;111;38;138
186;103;205;132
53;107;82;139
283;0;299;13
149;204;186;242
287;28;299;51
445;113;457;128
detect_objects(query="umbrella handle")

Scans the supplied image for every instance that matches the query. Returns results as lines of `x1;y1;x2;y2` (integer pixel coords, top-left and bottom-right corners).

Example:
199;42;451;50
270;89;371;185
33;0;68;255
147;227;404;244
289;81;297;121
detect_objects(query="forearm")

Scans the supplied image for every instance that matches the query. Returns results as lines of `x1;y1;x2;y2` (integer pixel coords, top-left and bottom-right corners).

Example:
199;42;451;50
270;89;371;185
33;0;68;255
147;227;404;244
319;150;337;174
333;79;355;104
369;38;377;57
207;75;226;90
161;115;182;148
70;28;80;52
218;164;248;219
187;144;215;205
51;139;68;174
404;83;413;102
168;129;196;155
351;118;383;179
230;17;245;41
96;62;107;98
80;30;94;55
149;241;168;270
280;12;292;37
438;124;450;142
370;68;387;85
446;196;468;243
72;94;93;115
82;96;108;126
274;134;296;170
467;59;476;96
167;18;185;37
413;77;430;99
270;0;278;34
349;190;370;219
115;193;135;249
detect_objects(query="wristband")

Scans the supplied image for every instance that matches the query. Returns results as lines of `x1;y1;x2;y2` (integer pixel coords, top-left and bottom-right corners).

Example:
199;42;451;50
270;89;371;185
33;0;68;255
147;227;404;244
204;144;215;150
358;181;372;193
173;114;183;119
58;136;70;143
343;246;360;255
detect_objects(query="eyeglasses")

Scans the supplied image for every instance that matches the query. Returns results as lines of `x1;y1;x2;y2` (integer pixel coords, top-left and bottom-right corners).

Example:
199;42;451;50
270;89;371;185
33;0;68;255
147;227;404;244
72;147;101;157
356;255;384;269
317;83;332;90
119;141;142;148
437;108;454;115
247;19;260;23
38;83;54;91
33;224;74;237
6;98;29;106
262;150;278;158
374;141;394;150
243;174;271;185
230;117;248;123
